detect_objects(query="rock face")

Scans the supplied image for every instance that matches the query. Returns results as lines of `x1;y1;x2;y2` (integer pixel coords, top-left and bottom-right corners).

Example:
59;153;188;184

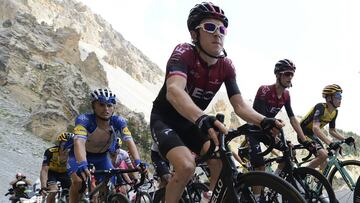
0;0;164;140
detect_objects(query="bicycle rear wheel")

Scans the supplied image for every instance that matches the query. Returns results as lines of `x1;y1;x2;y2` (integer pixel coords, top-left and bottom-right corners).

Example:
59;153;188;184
328;160;360;203
237;171;306;203
293;167;336;203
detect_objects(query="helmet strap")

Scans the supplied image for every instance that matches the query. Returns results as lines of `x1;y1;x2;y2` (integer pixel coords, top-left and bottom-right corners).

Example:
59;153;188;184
195;35;227;59
328;97;337;109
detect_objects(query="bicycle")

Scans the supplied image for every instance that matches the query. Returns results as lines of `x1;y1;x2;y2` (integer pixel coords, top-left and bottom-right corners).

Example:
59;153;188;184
153;114;307;203
40;181;69;203
262;129;337;203
79;166;147;203
124;174;154;203
298;140;359;202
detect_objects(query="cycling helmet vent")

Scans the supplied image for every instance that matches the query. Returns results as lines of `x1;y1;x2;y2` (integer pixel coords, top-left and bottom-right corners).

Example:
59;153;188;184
322;84;342;98
90;88;116;104
187;2;228;31
274;59;296;74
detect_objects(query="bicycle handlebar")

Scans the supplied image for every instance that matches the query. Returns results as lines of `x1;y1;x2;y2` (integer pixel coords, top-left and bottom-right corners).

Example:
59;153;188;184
226;124;276;156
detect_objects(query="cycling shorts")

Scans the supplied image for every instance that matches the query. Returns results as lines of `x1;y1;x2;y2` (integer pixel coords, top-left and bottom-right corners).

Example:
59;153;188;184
47;170;71;190
247;133;285;168
67;151;114;183
301;129;324;150
150;113;209;158
151;149;170;177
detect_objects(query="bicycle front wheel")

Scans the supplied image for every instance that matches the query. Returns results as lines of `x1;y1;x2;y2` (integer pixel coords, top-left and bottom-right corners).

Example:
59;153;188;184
152;188;186;203
354;176;360;203
187;182;209;203
293;167;336;203
237;171;306;203
328;160;360;202
134;191;153;203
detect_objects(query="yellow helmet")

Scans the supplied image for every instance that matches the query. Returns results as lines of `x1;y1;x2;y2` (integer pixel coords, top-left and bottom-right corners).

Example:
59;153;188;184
57;132;74;142
322;84;342;98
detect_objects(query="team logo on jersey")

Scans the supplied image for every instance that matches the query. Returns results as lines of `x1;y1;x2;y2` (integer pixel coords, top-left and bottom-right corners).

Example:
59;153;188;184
74;125;87;136
260;86;271;97
122;127;132;136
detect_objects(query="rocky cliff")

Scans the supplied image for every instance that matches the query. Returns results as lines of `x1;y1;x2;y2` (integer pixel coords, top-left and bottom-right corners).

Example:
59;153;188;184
0;0;163;196
0;0;163;140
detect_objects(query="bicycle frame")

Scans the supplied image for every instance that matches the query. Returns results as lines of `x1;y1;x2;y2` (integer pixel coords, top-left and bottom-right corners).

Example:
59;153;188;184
83;167;145;202
197;126;264;203
322;145;357;189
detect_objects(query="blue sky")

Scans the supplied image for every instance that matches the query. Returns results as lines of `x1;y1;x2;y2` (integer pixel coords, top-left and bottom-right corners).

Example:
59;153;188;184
80;0;360;135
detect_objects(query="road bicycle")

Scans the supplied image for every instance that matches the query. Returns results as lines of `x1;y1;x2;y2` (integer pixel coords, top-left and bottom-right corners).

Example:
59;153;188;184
79;166;147;203
262;129;337;203
297;140;359;202
154;113;306;203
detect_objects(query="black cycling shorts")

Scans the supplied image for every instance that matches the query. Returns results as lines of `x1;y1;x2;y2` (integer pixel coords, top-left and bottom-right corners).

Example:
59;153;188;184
150;113;209;158
47;170;71;189
151;150;170;177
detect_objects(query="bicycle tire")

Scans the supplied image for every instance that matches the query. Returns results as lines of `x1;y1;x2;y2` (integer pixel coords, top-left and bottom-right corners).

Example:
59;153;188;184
354;176;360;203
293;167;337;203
152;188;186;203
327;160;360;203
108;193;130;203
236;171;306;203
134;191;153;203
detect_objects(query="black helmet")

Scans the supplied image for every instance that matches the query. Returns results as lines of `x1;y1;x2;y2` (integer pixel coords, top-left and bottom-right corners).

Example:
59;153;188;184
274;59;296;74
187;2;228;31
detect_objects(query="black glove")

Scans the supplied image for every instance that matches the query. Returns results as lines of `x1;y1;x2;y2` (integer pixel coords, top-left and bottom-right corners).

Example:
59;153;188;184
329;142;341;150
195;115;217;135
345;137;355;145
260;117;277;132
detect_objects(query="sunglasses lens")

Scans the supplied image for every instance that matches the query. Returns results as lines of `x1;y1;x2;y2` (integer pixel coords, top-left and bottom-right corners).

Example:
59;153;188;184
203;23;217;33
219;26;227;35
283;72;294;77
334;93;342;99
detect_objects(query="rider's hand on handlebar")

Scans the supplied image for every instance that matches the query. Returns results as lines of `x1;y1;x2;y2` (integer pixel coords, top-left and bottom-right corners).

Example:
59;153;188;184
196;114;228;146
260;117;284;136
345;137;355;146
329;142;341;150
76;160;91;180
134;159;149;173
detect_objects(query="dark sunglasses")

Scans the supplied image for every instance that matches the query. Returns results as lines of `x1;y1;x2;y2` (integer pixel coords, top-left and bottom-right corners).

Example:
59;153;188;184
333;92;342;100
196;22;227;36
281;71;294;77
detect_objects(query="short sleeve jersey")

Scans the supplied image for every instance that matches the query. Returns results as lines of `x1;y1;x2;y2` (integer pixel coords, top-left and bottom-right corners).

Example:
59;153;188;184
152;43;240;123
253;84;294;118
73;113;133;150
300;103;338;133
42;146;67;173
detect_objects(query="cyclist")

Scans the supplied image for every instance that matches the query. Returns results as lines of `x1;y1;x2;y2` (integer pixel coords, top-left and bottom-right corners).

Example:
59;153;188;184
150;2;283;203
248;59;310;170
109;138;136;194
7;173;32;201
67;88;146;203
300;84;355;170
39;132;73;203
